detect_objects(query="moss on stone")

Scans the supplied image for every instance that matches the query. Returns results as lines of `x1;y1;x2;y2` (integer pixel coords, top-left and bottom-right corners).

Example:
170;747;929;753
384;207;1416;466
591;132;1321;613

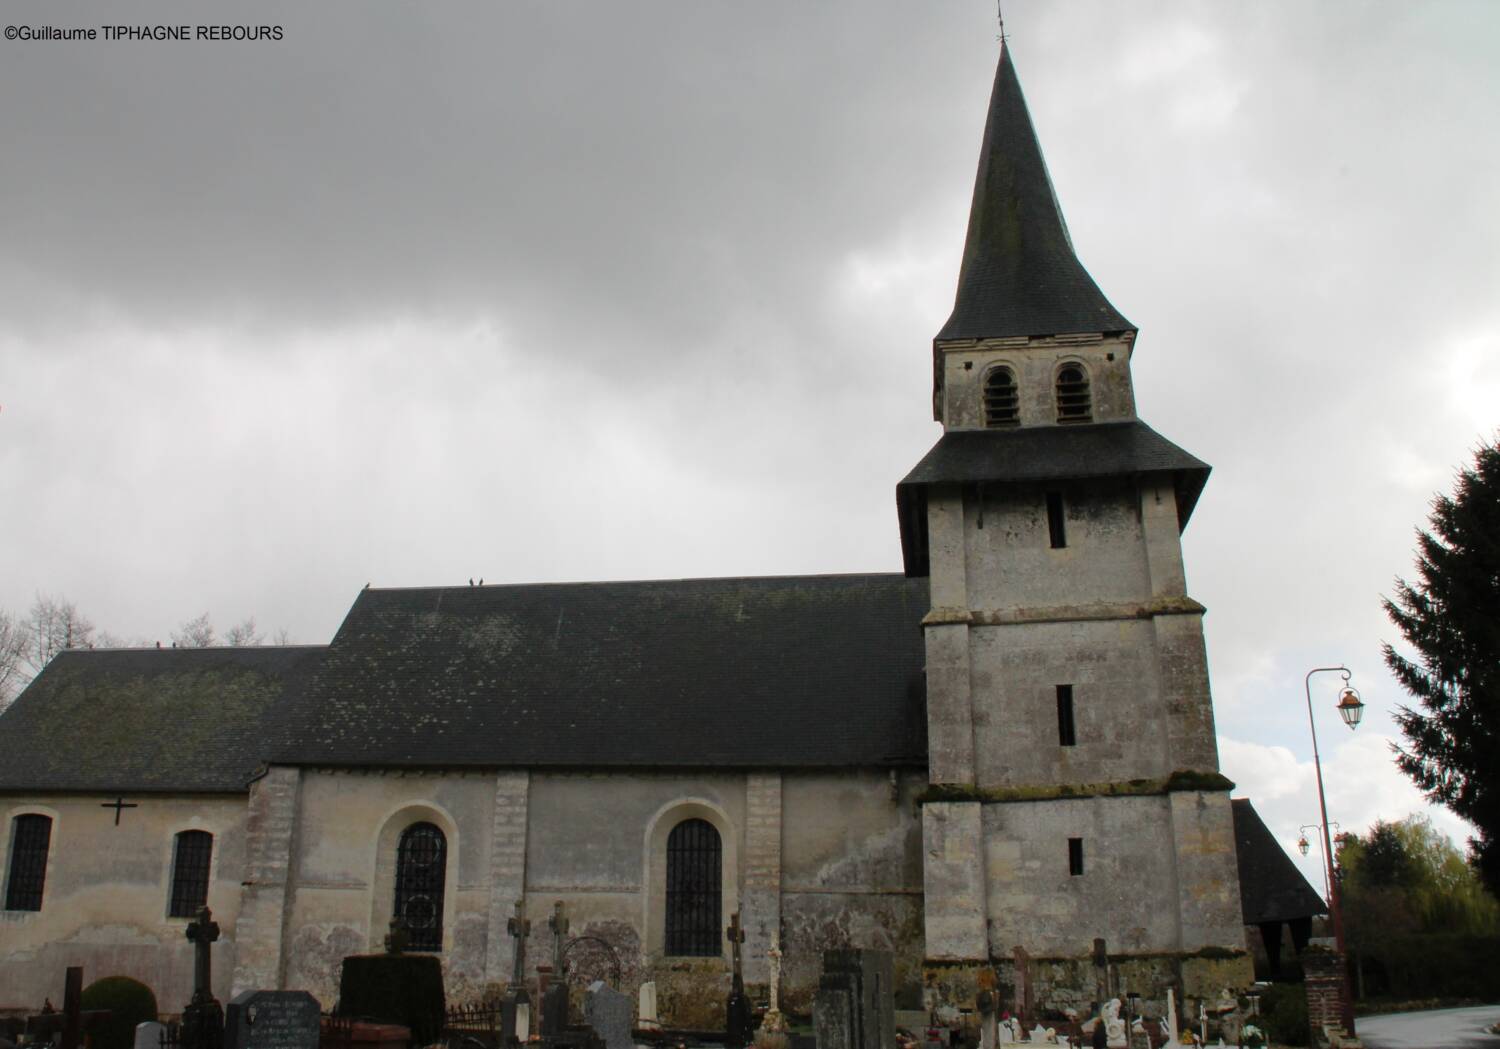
918;770;1236;806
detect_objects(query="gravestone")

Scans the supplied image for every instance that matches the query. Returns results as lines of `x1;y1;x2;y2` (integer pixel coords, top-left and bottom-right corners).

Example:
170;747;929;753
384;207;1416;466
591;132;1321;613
134;1022;167;1049
582;982;632;1049
501;900;532;1047
725;914;752;1049
223;991;320;1049
182;908;224;1049
814;950;894;1049
540;901;570;1037
637;982;660;1032
814;984;855;1049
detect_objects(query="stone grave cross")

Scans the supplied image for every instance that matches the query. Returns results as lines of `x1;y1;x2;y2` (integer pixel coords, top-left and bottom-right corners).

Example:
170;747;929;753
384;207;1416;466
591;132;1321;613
726;912;746;990
186;906;221;1005
508;899;532;987
759;933;788;1034
724;914;751;1049
548;900;569;973
182;907;225;1049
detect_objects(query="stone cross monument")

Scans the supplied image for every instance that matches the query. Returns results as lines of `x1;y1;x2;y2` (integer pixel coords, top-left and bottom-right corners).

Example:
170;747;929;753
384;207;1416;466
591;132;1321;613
181;907;224;1049
725;913;752;1049
540;901;571;1036
502;900;532;1046
759;934;788;1034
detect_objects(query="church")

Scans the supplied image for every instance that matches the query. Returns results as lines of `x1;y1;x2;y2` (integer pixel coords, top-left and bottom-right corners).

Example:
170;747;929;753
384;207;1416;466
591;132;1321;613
1;41;1296;1024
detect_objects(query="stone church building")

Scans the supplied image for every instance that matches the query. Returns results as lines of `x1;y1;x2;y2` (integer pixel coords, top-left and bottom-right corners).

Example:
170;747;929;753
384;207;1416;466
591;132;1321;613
1;44;1266;1021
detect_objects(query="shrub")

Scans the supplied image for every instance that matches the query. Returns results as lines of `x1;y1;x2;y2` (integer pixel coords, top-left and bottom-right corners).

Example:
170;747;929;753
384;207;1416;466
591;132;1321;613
1255;982;1307;1048
80;976;159;1049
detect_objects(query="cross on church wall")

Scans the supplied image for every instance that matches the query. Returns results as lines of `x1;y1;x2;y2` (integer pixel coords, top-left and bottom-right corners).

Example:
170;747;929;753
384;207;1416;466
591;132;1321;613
100;797;138;825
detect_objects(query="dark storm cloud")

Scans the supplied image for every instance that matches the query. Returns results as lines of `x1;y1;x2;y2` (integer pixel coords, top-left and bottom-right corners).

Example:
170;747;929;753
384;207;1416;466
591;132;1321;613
1;1;1498;857
0;2;989;371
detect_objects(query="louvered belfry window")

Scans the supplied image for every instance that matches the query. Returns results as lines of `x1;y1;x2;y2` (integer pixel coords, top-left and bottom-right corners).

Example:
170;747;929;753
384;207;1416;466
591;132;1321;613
983;367;1019;427
665;818;721;957
169;830;214;917
1055;364;1092;423
5;814;52;911
395;822;447;951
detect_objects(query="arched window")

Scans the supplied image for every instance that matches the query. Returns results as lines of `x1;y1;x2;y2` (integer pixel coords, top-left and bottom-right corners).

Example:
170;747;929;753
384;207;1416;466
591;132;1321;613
394;822;447;951
5;814;52;911
1055;364;1092;423
169;831;213;917
983;367;1019;427
665;818;721;957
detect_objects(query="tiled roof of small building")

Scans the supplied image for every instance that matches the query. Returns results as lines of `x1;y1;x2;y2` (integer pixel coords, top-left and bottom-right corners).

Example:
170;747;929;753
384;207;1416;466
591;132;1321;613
272;573;929;769
0;646;326;793
936;45;1133;342
1232;798;1329;925
895;420;1210;576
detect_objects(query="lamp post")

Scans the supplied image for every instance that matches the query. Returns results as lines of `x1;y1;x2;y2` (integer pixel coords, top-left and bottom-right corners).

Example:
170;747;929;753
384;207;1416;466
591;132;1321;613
1298;821;1341;901
1304;665;1364;1035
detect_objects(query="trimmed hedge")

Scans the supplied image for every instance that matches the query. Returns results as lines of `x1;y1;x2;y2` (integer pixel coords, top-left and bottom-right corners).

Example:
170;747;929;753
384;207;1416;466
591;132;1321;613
337;954;446;1045
80;977;159;1049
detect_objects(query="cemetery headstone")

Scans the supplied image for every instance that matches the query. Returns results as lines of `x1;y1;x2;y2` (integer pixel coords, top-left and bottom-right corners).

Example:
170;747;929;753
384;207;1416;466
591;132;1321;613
816;950;894;1049
540;901;570;1037
583;982;632;1049
759;935;788;1036
1011;946;1032;1028
976;970;997;1049
182;908;224;1049
637;982;660;1032
725;914;752;1049
223;992;320;1049
134;1022;167;1049
501;901;532;1046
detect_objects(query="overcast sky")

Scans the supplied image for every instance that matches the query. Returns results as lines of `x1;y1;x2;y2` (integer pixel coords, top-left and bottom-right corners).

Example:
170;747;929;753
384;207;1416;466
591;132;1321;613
3;1;1497;889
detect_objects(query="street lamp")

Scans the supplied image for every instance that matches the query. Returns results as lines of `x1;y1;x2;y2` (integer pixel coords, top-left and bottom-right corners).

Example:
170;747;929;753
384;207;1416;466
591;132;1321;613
1299;821;1341;900
1304;665;1361;1035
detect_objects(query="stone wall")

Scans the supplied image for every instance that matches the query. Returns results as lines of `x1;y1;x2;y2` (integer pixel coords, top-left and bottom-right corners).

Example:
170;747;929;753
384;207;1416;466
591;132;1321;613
936;334;1137;431
0;792;247;1011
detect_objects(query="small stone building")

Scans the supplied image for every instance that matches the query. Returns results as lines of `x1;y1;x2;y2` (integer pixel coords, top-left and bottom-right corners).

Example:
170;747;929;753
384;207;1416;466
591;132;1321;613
3;41;1261;1022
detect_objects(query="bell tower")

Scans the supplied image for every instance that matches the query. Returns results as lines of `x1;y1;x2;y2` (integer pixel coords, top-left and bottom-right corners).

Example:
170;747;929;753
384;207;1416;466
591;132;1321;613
899;43;1250;1004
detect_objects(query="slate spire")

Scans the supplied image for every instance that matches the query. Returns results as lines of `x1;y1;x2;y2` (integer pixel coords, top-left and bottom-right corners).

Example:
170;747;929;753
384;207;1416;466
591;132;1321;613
937;44;1132;342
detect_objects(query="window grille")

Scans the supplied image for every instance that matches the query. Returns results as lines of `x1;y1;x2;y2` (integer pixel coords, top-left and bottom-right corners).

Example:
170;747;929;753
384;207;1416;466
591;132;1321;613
1056;685;1076;747
983;368;1019;427
1055;365;1092;423
169;831;213;917
1068;837;1085;876
5;814;52;911
665;818;721;957
395;822;447;951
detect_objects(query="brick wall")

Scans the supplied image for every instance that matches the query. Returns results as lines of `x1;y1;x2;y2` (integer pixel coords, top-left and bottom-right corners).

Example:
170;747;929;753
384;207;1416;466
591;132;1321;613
1302;945;1346;1042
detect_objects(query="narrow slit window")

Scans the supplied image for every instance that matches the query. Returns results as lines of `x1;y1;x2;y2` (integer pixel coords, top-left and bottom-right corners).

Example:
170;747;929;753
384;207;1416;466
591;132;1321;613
1046;492;1067;549
1055;365;1092;423
5;814;52;911
1057;685;1076;747
168;830;213;917
1068;838;1084;876
983;367;1019;427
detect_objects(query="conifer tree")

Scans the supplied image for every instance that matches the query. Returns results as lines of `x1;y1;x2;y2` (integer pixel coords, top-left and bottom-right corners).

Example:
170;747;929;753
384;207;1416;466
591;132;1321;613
1383;438;1500;894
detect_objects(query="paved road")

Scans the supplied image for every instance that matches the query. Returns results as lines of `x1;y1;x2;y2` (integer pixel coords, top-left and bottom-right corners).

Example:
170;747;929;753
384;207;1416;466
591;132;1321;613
1356;1005;1500;1049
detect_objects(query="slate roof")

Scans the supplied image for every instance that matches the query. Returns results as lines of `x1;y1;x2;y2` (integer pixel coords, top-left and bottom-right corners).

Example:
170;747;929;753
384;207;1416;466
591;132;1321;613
0;646;326;793
1232;798;1328;925
895;420;1210;576
937;44;1133;342
272;574;929;769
